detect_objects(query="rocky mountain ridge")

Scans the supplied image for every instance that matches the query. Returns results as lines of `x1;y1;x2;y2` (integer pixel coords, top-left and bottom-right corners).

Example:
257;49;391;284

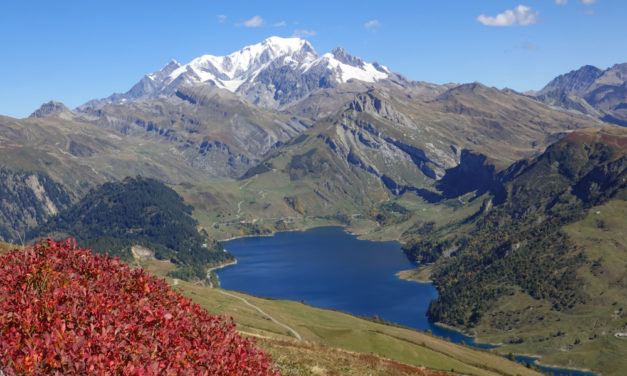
535;63;627;126
77;85;311;178
220;84;606;222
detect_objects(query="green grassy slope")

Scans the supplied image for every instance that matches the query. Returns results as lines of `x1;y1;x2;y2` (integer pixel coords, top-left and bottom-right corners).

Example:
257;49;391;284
474;198;626;375
166;277;542;376
0;115;209;195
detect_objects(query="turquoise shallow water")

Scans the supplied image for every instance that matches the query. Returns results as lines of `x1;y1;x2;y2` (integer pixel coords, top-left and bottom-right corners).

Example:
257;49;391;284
218;226;595;376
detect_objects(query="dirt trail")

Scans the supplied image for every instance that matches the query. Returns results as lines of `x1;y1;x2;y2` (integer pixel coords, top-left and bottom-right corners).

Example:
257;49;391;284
216;289;302;340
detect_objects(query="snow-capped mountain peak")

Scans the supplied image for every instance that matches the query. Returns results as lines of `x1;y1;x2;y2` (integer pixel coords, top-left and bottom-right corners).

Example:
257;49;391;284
164;37;318;92
78;36;391;111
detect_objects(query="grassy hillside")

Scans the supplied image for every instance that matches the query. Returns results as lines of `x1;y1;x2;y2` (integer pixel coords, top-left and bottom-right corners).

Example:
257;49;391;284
0;114;209;195
0;81;604;244
168;84;605;242
0;242;22;255
467;198;627;375
401;127;627;375
134;258;542;376
0;113;216;243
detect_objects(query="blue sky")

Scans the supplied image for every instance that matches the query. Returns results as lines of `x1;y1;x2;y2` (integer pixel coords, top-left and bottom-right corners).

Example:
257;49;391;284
0;0;625;118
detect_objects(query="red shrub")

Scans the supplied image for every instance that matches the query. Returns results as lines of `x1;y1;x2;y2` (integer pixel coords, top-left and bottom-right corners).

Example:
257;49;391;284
0;239;279;376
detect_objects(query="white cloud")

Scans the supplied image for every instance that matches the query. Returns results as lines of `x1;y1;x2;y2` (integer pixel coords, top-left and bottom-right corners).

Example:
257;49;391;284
582;0;596;5
217;14;227;23
477;5;540;26
523;42;538;50
273;21;287;27
292;29;317;38
555;0;567;5
364;19;381;30
243;15;264;27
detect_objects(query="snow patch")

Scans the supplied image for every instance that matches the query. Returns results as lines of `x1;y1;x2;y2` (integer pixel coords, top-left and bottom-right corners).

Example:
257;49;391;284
304;53;390;83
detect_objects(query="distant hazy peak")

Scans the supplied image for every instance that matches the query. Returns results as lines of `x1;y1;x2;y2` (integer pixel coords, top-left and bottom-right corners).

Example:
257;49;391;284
539;64;603;96
535;62;627;126
312;49;390;85
29;100;72;118
594;62;627;86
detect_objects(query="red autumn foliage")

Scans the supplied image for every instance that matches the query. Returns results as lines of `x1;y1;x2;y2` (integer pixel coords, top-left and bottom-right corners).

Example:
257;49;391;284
0;238;279;376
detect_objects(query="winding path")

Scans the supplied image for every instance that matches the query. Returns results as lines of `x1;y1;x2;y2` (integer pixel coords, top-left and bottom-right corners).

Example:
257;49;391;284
215;289;302;340
236;201;243;217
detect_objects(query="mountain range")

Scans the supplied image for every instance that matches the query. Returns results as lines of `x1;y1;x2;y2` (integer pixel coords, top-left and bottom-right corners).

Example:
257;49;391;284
78;37;394;111
1;36;625;375
4;35;623;255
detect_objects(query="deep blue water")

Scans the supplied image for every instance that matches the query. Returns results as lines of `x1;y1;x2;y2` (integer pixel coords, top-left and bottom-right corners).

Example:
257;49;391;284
218;226;595;375
514;356;596;376
218;226;474;342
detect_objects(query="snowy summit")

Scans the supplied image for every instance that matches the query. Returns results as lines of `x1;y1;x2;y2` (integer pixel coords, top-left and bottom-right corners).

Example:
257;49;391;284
79;36;392;110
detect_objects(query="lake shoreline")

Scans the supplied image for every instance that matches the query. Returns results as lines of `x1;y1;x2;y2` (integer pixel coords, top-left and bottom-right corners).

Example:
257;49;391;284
216;220;377;243
217;224;320;242
206;260;238;288
207;259;238;273
218;226;598;376
515;354;597;376
395;265;434;283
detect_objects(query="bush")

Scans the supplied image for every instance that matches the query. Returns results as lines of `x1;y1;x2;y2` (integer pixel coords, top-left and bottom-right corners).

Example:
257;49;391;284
0;239;279;375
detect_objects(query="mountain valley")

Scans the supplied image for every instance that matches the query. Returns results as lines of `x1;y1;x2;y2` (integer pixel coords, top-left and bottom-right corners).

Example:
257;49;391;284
1;36;625;375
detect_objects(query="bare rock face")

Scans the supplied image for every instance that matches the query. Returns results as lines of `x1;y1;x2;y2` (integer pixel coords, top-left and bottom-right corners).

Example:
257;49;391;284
0;170;72;242
331;47;366;68
237;59;336;109
131;245;155;260
538;65;604;97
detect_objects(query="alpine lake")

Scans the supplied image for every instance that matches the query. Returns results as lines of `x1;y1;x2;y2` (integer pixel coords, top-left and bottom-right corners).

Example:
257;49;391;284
217;226;595;376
